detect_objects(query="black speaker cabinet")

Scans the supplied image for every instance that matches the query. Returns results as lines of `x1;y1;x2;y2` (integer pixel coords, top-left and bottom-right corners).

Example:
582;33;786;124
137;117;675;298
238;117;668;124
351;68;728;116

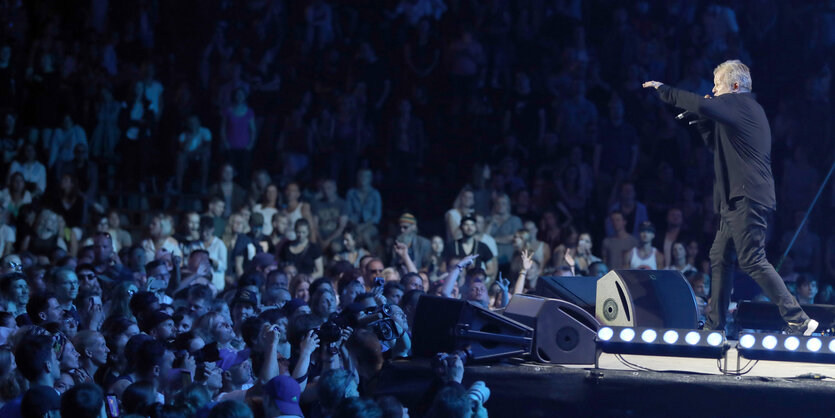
534;275;597;314
504;294;599;364
411;296;533;361
595;270;698;329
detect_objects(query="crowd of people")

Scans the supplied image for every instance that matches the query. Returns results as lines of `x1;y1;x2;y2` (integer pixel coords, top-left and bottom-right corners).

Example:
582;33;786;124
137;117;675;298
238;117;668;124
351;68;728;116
0;0;833;417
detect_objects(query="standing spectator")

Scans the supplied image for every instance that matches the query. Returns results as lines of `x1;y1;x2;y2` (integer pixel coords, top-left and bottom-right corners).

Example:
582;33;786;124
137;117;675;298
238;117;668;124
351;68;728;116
594;94;639;189
334;228;369;268
601;211;638;270
221;88;256;185
90;87;122;170
444;215;496;278
195;216;228;290
667;242;697;275
445;186;475;242
176;115;212;192
446;26;484;114
120;81;154;191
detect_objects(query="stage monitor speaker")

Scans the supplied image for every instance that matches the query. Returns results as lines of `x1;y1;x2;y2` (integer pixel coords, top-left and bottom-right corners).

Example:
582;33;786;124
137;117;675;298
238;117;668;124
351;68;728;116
504;294;599;364
411;296;533;362
596;270;698;329
534;276;597;314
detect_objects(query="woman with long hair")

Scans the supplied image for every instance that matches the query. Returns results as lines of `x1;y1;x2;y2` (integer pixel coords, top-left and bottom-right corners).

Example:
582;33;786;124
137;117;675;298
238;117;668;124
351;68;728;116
253;184;280;236
279;219;323;279
223;212;256;284
444;186;475;241
333;227;369;268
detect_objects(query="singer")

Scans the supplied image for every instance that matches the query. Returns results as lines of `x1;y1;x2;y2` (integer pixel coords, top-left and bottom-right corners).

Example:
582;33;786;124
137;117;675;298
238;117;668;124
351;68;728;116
642;60;817;335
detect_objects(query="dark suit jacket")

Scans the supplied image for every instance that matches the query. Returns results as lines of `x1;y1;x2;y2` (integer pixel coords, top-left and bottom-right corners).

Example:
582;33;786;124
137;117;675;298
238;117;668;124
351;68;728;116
656;85;776;212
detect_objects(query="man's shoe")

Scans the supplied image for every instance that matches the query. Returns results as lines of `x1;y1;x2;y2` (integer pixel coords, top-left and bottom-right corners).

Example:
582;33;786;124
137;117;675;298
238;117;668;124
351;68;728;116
786;319;819;335
803;319;819;336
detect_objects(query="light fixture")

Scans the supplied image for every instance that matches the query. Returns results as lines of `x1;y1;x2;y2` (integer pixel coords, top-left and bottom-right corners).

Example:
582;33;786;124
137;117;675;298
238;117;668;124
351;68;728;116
596;327;727;360
738;333;835;364
807;338;822;352
739;334;756;349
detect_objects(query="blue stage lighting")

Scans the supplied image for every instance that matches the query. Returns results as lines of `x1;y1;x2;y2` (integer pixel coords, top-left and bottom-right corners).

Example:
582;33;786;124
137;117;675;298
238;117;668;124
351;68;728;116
596;327;727;360
663;330;679;344
738;333;835;364
806;338;822;352
762;335;777;350
619;328;635;342
598;327;614;341
784;337;800;351
707;332;724;347
685;331;700;345
739;334;756;349
641;329;657;343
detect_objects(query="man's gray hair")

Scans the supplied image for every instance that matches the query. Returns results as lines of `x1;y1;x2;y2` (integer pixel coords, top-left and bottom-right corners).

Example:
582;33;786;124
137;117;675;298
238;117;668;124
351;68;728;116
714;60;752;92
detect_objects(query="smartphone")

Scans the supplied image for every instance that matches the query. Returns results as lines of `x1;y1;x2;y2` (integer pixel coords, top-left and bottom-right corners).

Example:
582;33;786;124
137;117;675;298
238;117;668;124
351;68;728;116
180;369;192;387
91;295;102;306
106;395;120;418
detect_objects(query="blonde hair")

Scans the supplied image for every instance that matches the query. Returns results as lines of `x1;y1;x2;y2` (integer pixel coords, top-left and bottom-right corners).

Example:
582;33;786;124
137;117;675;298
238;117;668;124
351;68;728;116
714;60;752;92
157;214;174;237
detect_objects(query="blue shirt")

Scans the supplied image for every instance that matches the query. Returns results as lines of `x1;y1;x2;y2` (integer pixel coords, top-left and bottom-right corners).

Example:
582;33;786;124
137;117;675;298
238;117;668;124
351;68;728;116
346;187;382;225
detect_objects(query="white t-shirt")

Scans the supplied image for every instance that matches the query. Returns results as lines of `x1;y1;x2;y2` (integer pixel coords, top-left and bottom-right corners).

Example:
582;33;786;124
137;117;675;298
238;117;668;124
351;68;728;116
8;161;47;194
179;127;212;153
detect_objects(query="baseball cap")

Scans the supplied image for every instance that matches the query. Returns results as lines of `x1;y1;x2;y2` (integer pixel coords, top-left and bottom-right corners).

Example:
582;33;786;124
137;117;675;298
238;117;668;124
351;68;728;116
232;289;258;308
639;221;655;233
139;310;173;333
252;253;277;269
264;375;303;417
216;348;251;371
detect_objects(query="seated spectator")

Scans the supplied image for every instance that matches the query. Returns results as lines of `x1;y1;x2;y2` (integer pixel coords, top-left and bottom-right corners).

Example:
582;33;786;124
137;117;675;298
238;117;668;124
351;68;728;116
8;143;46;197
253;184;280;236
266;212;290;255
334;227;370;268
1;272;28;318
141;214;183;264
49;113;88;169
485;194;523;270
208;164;247;219
392;213;431;271
604;182;649;238
279;219;323;279
0;172;31;220
61;383;105;418
313;179;348;254
667;241;697;275
346;170;382;253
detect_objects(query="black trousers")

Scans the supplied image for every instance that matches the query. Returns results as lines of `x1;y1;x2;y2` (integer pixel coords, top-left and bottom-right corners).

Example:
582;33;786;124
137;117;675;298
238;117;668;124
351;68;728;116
706;197;808;330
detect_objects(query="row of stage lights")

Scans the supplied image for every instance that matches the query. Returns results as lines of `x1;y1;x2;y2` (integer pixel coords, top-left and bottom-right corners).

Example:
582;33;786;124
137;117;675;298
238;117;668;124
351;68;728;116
596;326;728;359
598;326;835;365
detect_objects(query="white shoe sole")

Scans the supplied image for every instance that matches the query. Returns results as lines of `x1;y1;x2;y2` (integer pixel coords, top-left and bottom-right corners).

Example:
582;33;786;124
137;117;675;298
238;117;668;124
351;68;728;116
804;319;819;336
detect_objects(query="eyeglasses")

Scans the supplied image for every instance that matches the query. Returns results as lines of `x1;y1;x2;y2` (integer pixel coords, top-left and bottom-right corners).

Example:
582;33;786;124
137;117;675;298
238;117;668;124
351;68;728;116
369;269;384;274
79;273;97;281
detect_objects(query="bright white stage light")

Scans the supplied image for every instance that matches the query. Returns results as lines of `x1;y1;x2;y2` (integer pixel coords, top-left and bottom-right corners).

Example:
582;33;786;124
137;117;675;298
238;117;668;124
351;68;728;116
829;339;835;353
706;332;723;347
663;330;679;344
619;328;635;342
598;327;614;341
762;335;778;350
784;336;800;351
739;334;755;349
807;338;822;352
641;329;657;343
685;331;701;345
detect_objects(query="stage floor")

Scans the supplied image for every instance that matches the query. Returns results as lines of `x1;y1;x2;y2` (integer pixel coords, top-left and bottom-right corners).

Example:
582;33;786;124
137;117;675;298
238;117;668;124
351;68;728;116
377;347;835;417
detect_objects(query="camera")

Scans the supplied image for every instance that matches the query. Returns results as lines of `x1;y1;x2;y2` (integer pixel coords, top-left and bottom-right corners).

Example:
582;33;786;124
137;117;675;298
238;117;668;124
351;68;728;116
374;276;385;287
467;381;491;406
315;312;352;352
366;304;398;341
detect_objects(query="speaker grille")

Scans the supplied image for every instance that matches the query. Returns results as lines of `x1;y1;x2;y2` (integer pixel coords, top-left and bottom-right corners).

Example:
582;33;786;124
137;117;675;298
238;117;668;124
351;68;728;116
602;298;619;321
556;326;580;351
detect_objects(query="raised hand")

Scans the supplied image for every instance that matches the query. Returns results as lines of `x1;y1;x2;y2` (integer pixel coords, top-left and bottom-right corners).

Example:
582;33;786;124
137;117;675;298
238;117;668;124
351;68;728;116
521;250;534;272
457;254;479;269
642;81;664;89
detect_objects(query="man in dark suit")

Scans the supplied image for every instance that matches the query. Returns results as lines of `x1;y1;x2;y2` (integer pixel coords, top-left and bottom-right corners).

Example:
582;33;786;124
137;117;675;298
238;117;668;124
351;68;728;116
643;60;817;335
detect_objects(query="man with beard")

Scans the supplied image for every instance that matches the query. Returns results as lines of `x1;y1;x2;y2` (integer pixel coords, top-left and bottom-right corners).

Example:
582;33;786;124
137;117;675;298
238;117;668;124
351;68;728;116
391;213;431;271
443;215;495;276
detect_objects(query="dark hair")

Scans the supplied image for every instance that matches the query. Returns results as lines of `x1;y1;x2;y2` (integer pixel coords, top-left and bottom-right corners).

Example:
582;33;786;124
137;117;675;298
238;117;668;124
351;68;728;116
399;272;422;288
15;333;53;382
383;282;404;297
241;316;266;349
135;338;167;375
258;308;287;324
400;290;424;310
26;292;57;325
122;381;157;415
376;396;405;418
188;285;213;303
173;383;212;415
310;277;333;296
0;272;27;296
209;400;254;418
130;291;158;318
334;396;382;418
239;272;265;289
145;259;166;273
60;383;104;418
200;216;214;232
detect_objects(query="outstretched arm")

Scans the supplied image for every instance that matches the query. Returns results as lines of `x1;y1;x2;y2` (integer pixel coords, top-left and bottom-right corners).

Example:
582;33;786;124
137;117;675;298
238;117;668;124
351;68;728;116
643;82;737;126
